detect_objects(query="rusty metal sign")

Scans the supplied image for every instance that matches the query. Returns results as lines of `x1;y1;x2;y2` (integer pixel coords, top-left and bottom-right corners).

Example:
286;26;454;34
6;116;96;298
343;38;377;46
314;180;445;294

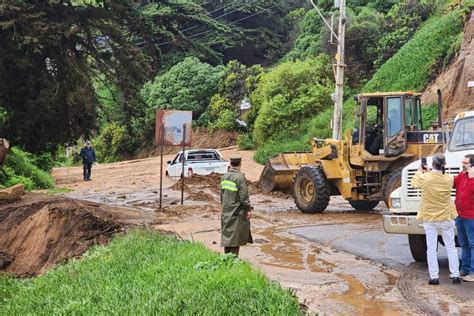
155;110;192;146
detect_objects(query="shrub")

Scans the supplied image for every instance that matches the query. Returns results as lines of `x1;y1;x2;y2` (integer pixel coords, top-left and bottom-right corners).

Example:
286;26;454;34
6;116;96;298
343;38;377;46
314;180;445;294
252;54;334;145
237;134;256;150
208;109;237;134
33;152;54;172
254;133;310;164
3;172;34;191
93;123;128;163
1;147;55;190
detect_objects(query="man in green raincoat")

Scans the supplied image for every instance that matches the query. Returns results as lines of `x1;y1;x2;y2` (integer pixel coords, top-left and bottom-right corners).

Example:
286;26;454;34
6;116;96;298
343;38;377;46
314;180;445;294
220;155;253;256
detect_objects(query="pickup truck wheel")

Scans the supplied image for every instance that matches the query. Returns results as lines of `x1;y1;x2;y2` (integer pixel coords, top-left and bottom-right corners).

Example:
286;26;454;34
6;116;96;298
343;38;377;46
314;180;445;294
293;166;330;213
187;168;193;177
348;200;379;211
408;234;427;262
383;169;402;208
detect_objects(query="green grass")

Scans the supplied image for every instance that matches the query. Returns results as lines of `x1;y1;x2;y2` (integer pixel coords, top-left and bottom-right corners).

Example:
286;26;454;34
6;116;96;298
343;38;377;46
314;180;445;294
363;9;464;92
47;187;73;195
0;230;301;315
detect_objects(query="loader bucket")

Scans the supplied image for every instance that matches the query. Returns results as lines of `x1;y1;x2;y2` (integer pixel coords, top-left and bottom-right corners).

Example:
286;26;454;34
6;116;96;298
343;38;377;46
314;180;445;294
257;152;314;193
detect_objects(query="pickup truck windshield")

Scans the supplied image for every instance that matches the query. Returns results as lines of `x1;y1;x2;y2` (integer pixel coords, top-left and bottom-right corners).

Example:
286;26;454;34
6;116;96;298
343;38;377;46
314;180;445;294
448;117;474;152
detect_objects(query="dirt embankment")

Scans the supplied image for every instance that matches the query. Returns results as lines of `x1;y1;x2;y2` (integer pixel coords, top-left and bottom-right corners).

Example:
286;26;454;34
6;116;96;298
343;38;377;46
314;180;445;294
0;194;151;276
422;10;474;117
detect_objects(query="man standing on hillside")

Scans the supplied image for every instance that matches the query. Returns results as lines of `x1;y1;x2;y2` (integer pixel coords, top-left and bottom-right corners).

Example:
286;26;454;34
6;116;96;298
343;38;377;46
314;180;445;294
220;155;253;257
454;154;474;282
80;140;96;181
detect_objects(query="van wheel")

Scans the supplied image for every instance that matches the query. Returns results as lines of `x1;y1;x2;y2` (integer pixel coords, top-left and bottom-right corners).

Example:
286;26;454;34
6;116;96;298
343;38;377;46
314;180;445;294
293;166;330;213
408;234;427;262
348;200;379;211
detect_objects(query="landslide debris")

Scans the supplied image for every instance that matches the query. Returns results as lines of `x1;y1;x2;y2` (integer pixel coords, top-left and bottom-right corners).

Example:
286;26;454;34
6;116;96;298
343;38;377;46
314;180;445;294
0;194;127;276
171;173;291;199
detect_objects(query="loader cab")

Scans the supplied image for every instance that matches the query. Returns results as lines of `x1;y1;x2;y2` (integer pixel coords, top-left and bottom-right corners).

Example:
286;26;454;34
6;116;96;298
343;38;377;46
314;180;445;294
353;93;423;157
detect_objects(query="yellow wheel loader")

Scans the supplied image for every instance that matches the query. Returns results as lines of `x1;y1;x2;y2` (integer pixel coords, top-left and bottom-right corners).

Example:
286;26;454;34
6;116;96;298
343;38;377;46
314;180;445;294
258;91;445;213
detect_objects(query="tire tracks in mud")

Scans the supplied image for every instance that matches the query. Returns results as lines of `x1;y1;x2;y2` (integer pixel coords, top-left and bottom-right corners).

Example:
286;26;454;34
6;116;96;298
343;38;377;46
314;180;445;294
397;272;443;316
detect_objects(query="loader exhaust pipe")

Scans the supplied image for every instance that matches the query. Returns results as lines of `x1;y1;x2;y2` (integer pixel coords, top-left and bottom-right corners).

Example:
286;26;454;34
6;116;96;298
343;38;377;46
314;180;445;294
437;89;443;129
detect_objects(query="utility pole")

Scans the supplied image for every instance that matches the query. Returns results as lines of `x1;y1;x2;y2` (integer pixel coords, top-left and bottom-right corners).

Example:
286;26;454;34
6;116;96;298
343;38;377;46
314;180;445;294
310;0;346;140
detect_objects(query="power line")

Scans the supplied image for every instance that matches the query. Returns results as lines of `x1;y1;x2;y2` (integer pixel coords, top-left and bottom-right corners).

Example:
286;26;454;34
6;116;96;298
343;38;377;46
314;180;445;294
135;1;260;47
157;3;277;46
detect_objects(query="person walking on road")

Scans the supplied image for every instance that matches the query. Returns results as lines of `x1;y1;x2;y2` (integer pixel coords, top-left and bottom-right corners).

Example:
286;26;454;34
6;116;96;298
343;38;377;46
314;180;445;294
412;153;461;285
454;154;474;282
220;155;253;257
80;140;96;181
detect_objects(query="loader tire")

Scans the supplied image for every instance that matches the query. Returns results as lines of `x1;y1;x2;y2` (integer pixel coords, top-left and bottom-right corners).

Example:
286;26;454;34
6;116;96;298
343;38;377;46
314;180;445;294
383;169;402;208
408;234;427;262
348;200;379;211
293;166;330;213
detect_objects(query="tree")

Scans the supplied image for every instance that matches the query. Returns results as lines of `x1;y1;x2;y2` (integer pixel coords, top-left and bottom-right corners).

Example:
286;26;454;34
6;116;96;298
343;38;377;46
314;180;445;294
141;57;223;127
0;0;225;152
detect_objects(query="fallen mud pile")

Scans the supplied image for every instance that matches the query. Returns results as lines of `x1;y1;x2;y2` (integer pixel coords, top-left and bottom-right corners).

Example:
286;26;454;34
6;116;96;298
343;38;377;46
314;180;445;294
171;173;291;199
0;194;126;276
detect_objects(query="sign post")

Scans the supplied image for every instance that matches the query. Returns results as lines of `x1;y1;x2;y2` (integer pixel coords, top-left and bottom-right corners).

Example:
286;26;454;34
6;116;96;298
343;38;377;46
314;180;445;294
181;124;186;205
155;110;192;209
159;124;164;210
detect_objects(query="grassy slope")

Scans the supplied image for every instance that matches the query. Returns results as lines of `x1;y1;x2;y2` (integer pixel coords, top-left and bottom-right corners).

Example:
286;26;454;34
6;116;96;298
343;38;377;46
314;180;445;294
0;231;301;315
254;9;464;164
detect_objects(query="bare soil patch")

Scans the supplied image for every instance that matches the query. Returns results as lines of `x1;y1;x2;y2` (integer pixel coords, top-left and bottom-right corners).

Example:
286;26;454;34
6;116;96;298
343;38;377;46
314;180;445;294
0;193;154;276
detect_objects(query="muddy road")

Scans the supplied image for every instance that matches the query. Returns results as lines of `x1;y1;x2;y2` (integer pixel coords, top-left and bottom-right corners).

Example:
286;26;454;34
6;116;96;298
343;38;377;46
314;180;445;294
52;148;474;315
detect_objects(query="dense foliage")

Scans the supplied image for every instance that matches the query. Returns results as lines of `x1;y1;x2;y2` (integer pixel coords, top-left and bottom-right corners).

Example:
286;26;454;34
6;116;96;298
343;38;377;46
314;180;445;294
0;147;55;190
363;9;464;92
0;0;227;153
93;124;129;163
0;231;301;314
141;57;223;132
251;54;334;145
208;61;264;132
286;0;438;88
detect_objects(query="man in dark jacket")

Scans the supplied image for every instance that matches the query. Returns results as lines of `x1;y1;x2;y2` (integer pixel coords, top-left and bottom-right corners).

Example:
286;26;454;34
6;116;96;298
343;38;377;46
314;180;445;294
220;155;253;257
80;140;96;181
454;154;474;282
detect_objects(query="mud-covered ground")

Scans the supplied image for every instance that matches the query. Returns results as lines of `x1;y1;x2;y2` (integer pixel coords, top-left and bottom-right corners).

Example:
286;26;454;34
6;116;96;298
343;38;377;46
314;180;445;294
41;148;474;314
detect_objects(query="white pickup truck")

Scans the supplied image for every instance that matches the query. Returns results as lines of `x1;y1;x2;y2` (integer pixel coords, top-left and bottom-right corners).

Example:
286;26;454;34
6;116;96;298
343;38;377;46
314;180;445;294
384;111;474;261
166;149;229;178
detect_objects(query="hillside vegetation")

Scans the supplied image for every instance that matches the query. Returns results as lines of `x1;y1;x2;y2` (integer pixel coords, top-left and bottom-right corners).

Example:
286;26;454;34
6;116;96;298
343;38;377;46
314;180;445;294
253;7;467;163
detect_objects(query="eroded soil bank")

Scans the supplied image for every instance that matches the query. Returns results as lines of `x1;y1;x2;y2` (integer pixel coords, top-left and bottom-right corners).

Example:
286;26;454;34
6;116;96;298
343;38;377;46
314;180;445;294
0;194;154;276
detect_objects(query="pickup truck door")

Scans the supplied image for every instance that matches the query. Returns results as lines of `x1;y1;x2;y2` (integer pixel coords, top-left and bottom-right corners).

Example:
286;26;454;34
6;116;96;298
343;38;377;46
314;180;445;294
169;153;184;177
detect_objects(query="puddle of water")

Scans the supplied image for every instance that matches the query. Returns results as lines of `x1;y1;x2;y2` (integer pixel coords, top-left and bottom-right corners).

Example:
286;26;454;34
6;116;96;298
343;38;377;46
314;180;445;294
331;274;404;316
258;227;335;273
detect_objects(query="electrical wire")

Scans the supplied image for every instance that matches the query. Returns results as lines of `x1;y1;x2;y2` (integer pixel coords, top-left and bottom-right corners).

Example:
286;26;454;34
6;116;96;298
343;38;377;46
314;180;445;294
157;3;278;46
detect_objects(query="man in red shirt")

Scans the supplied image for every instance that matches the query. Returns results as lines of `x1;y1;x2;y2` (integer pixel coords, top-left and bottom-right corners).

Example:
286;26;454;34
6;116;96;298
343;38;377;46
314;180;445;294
454;154;474;282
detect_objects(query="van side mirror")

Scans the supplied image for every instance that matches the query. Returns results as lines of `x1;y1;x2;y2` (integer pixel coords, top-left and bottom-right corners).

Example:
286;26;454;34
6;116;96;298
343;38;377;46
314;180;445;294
167;160;171;164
